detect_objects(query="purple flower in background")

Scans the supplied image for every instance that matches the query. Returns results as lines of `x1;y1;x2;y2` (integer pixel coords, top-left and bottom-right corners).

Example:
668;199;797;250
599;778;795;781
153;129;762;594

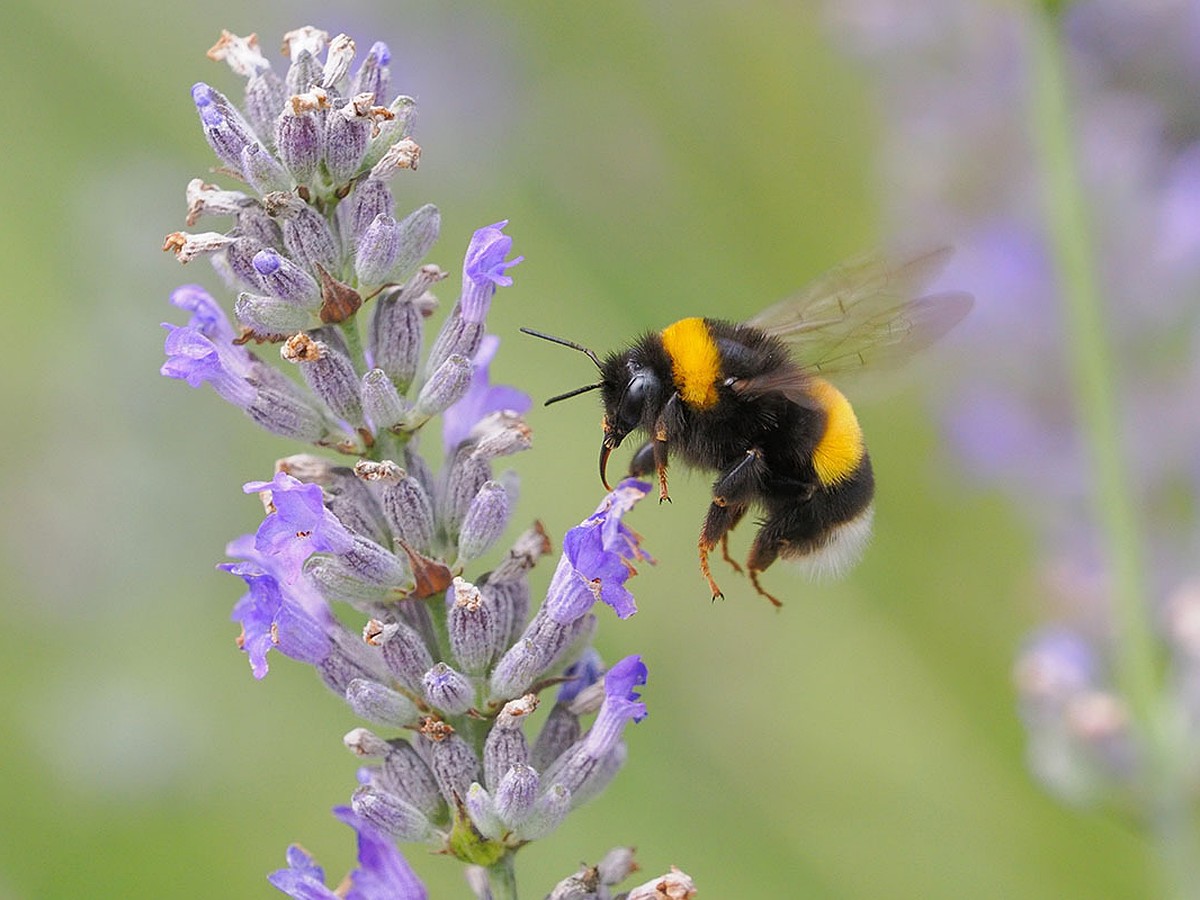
269;806;427;900
441;335;531;453
826;0;1200;829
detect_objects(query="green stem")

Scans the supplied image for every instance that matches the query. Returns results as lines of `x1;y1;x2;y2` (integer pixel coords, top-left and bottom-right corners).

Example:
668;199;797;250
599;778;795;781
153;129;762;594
487;853;518;900
1027;6;1198;896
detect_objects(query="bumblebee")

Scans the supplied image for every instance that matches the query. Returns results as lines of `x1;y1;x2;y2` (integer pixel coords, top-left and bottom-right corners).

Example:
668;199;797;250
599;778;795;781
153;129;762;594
522;248;971;606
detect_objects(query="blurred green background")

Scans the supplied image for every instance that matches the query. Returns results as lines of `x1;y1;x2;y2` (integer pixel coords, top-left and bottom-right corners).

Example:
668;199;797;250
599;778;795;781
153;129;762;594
0;1;1152;897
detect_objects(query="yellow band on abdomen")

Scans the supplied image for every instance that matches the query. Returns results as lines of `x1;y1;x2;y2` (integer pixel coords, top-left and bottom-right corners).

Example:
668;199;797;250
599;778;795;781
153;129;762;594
808;378;865;486
661;317;721;410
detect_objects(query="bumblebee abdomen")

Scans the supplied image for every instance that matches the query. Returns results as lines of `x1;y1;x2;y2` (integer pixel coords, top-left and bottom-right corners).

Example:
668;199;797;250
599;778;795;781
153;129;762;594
806;378;866;488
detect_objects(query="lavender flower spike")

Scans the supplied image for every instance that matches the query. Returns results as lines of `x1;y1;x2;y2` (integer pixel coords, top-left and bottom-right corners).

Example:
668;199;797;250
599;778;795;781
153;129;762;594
269;805;427;900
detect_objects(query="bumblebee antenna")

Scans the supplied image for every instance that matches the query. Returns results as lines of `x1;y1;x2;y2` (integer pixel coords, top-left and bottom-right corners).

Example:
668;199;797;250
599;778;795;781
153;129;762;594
544;382;602;406
519;327;603;371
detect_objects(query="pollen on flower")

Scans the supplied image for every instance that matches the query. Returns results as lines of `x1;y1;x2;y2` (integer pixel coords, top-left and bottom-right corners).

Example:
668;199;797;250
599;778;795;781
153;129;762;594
282;333;323;363
362;619;386;646
419;717;455;742
289;89;331;115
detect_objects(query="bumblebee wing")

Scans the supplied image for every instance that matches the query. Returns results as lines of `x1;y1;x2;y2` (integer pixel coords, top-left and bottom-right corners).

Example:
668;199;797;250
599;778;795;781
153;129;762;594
746;247;972;376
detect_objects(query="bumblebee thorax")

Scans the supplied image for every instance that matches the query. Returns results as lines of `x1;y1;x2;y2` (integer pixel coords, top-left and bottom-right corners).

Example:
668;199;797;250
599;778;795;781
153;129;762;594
660;317;721;410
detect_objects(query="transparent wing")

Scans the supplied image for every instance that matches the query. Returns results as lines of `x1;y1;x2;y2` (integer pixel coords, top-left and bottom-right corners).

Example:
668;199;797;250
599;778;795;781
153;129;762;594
746;247;972;376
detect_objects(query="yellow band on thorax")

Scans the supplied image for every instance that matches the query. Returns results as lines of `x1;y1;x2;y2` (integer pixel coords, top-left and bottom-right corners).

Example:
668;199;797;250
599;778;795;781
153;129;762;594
808;377;865;486
660;317;721;410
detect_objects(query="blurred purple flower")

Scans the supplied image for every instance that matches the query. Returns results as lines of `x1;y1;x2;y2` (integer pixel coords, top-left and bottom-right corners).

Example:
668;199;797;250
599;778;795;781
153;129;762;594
442;334;531;453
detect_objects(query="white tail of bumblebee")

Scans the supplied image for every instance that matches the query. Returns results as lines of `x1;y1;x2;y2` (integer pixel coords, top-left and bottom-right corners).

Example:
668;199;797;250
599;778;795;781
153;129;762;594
783;504;874;581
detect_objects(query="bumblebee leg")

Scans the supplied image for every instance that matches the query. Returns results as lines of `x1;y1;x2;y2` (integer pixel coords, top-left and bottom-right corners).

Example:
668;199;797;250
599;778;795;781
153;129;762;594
650;393;683;503
711;447;768;507
746;522;786;608
698;500;747;601
720;531;745;575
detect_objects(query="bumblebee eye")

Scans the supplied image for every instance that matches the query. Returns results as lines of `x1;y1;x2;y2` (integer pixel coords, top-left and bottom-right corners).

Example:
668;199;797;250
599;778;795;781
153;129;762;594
617;370;658;431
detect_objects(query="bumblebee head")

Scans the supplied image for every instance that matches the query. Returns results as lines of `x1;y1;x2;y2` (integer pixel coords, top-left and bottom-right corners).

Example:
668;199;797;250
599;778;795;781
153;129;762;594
520;327;660;490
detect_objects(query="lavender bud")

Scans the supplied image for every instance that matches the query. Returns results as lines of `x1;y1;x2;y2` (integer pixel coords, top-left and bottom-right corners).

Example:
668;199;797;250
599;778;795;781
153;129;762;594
468;412;533;461
481;577;531;650
206;29;270;78
163;230;236;264
597;847;639;886
284;44;324;95
488;637;551;702
514;784;571;841
484;694;537;790
626;868;697;899
423;662;475;716
546;865;599;900
192;83;255;172
387;203;441;282
369;137;422;181
362;368;412;431
223;236;267;290
351;784;435;842
240;142;291;193
234;291;312;335
326;466;390;545
281;333;364;426
378;740;445;819
326;95;373;182
530;704;582;772
317;633;384;695
490;523;550;579
371;619;434;693
421;718;482;806
342;178;395;248
276;103;323;185
245;362;329;442
363;96;417;171
304;556;398;608
352;41;391;104
493;764;539;829
336;533;412;588
410;353;473;424
448;577;500;673
253;248;321;307
425;312;484;381
322;33;356;89
355;214;401;284
344;727;393;758
381;470;436;553
244;69;286;144
442;453;492;536
369;289;423;390
457;481;510;562
465;783;504;840
184;178;252;223
280;203;339;275
346;678;419;727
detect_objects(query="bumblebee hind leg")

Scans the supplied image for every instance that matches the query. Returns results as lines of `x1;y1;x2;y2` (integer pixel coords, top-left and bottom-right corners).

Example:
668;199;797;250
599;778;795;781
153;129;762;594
699;501;748;601
699;448;768;600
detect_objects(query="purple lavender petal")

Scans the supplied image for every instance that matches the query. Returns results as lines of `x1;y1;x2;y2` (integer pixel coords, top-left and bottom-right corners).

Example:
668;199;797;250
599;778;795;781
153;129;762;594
334;806;428;900
160;324;257;407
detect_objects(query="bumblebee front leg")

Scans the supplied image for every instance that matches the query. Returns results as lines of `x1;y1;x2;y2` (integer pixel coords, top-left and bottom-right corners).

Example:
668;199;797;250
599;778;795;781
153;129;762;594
640;392;682;503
